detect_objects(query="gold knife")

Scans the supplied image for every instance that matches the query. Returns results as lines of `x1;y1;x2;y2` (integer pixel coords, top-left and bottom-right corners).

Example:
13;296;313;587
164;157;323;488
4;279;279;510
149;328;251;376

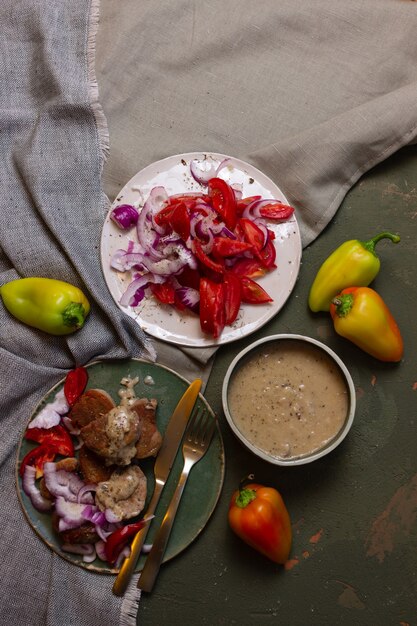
112;378;202;596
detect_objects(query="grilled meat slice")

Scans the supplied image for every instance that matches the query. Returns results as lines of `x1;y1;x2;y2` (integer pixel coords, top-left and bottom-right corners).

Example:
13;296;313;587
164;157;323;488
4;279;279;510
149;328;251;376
80;404;141;466
69;389;116;429
78;445;114;484
132;398;162;459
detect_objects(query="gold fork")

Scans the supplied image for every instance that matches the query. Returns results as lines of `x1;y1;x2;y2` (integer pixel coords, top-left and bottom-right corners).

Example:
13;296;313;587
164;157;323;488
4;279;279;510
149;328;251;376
137;407;216;592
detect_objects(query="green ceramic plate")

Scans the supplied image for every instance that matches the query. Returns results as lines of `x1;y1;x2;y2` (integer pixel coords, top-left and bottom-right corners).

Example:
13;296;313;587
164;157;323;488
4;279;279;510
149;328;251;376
16;359;225;574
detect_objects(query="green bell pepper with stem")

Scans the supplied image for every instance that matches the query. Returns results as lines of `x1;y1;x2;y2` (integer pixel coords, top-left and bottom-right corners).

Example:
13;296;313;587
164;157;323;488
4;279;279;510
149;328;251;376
308;231;400;312
0;277;90;335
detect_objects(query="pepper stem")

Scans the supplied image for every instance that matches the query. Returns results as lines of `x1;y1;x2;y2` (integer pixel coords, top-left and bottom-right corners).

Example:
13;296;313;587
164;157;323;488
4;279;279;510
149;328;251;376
361;232;400;256
332;293;354;318
235;474;257;508
62;303;87;329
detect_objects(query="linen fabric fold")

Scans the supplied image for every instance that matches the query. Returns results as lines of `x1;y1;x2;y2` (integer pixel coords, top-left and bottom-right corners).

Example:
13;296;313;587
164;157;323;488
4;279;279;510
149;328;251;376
97;0;417;248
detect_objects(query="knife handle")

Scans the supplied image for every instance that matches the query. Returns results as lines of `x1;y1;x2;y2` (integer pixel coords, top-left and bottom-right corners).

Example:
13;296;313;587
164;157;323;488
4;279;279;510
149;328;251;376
138;462;191;593
112;483;162;597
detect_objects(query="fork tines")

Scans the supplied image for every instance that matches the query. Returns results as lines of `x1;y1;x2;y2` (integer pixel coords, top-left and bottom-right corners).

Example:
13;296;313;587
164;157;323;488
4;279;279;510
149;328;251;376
186;407;216;446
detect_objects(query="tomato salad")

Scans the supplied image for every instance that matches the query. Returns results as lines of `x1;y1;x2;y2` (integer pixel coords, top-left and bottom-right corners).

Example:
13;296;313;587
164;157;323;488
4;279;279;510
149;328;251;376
110;159;294;338
19;367;150;568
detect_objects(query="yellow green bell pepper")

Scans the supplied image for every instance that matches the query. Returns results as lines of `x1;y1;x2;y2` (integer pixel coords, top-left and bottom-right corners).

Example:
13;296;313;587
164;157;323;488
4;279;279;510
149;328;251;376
0;277;90;335
308;231;400;312
330;287;403;362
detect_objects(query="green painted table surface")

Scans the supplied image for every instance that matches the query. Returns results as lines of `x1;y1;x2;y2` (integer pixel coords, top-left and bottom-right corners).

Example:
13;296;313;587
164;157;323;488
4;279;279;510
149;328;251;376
138;146;417;625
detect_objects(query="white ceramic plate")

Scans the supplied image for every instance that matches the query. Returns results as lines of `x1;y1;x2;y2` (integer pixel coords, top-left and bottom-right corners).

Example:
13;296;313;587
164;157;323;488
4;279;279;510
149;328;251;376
100;152;302;348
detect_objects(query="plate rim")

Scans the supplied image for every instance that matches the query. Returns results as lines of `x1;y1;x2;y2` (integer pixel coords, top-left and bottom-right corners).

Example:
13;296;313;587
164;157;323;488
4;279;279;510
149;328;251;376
100;151;302;348
15;358;225;575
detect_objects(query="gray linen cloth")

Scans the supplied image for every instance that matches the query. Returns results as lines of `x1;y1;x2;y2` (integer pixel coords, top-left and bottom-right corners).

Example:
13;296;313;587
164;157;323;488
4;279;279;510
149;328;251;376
2;0;417;625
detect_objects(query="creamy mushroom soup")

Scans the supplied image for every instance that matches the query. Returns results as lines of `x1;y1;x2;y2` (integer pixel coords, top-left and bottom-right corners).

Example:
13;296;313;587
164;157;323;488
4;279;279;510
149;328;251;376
227;340;349;459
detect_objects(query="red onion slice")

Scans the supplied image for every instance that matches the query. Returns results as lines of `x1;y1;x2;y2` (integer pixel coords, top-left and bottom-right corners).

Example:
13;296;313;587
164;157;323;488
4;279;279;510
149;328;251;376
28;389;69;429
61;416;80;436
110;204;139;230
104;508;121;524
56;497;89;531
190;156;220;185
175;287;200;313
95;540;107;562
76;483;97;504
43;463;94;503
22;466;53;512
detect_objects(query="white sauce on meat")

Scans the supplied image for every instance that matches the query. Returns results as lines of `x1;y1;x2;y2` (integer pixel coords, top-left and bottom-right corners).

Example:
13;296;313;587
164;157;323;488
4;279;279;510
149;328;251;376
228;341;349;460
104;376;141;465
118;376;140;405
96;465;146;521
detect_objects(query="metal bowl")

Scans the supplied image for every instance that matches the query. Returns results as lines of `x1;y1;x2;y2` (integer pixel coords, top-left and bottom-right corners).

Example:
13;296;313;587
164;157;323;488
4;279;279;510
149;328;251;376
222;334;356;466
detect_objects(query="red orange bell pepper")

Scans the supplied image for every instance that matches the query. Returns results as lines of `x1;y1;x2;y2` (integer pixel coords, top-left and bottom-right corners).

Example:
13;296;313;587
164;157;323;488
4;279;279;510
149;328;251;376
228;477;292;564
64;366;88;407
330;287;403;362
105;519;148;565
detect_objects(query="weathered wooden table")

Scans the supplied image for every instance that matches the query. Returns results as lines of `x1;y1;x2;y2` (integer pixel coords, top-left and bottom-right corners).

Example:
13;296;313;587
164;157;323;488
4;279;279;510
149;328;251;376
137;145;417;625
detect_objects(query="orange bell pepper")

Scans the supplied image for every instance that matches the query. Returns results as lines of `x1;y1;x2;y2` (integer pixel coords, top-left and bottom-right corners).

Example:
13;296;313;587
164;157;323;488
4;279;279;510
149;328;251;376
330;286;403;362
228;477;292;564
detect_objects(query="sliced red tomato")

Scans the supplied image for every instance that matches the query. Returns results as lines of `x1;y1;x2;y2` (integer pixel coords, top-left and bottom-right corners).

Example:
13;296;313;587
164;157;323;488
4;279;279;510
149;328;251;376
150;282;176;305
25;424;74;457
258;202;294;220
168;193;209;206
64;366;88;407
168;202;190;241
212;237;253;258
193;240;225;277
208;178;237;230
238;218;265;252
256;238;276;269
177;266;201;290
153;204;175;226
230;258;268;279
236;195;262;216
223;272;242;325
19;443;57;478
240;277;273;304
199;278;225;338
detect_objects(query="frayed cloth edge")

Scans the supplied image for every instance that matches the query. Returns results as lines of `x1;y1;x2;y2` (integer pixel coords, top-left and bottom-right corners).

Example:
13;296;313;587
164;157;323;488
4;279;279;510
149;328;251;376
119;575;142;626
87;0;110;166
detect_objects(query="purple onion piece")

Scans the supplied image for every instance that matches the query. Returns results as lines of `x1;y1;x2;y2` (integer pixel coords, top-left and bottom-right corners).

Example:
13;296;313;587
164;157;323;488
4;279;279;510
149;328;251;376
56;497;89;531
190;156;219;185
43;463;94;503
22;466;53;513
175;286;200;314
110;204;139;230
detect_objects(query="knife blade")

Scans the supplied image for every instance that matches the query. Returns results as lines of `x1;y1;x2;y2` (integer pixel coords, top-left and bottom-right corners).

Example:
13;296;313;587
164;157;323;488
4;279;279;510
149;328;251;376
112;377;202;596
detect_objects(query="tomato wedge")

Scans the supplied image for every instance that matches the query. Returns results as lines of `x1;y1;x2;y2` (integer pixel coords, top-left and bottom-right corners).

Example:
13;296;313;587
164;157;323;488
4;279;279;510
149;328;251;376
25;424;74;457
240;277;273;304
238;218;265;252
64;366;88;407
193;240;225;277
258;202;294;220
150;282;176;305
230;258;267;279
208;178;237;230
256;238;276;269
212;237;253;258
168;202;190;240
19;443;57;478
223;273;242;325
236;195;262;216
199;278;225;338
